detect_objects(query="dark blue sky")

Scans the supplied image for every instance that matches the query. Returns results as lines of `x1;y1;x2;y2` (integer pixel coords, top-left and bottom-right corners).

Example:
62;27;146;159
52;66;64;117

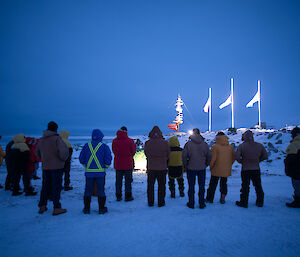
0;0;299;136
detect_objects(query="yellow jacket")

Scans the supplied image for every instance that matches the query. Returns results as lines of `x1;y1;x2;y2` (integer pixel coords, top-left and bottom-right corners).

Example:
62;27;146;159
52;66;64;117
167;136;183;167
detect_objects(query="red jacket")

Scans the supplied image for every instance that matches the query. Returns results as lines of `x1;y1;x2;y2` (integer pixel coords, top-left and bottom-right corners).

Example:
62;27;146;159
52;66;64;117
26;137;41;173
112;130;136;170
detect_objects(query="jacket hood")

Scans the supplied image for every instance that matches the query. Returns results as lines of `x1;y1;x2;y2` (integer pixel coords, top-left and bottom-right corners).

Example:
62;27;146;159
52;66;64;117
216;135;229;145
190;134;204;144
168;136;180;147
116;130;128;139
12;134;29;152
242;130;254;142
59;129;72;148
43;130;58;138
149;126;163;139
92;129;104;142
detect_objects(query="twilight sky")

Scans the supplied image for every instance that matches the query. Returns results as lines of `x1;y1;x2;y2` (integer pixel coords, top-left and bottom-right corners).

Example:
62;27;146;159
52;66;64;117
0;0;299;136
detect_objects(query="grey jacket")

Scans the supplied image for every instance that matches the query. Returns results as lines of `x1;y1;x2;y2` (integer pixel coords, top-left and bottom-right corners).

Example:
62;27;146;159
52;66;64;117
235;130;268;171
36;130;69;170
182;134;211;170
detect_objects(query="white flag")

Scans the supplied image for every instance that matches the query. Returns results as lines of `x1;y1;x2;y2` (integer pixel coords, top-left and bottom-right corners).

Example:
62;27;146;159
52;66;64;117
246;90;260;108
203;96;211;113
219;94;232;109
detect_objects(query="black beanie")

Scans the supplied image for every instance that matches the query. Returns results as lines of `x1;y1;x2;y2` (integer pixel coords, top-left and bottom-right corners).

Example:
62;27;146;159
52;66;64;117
121;126;127;132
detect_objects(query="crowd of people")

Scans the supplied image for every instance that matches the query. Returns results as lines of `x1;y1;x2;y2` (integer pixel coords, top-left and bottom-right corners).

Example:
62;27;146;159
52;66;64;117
0;122;299;216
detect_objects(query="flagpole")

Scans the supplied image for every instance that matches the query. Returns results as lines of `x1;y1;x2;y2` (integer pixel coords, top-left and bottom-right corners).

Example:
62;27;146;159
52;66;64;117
231;78;234;128
209;88;212;132
258;80;261;129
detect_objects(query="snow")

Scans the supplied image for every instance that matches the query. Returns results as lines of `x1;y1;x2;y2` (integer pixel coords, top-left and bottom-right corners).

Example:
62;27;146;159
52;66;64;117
0;129;299;257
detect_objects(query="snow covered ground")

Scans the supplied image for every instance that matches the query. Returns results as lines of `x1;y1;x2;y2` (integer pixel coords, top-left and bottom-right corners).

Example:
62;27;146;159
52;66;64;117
0;128;299;257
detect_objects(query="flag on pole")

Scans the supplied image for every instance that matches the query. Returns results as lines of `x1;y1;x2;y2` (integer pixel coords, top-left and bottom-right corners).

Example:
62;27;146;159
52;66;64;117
219;94;232;109
203;94;211;113
246;89;260;108
168;123;179;131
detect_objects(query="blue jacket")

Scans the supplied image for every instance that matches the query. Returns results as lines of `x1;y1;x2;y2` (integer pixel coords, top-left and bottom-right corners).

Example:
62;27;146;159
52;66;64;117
79;129;112;178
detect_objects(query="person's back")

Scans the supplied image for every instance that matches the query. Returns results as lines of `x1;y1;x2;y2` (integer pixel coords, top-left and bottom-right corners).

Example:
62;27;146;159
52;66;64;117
236;130;268;171
235;130;267;208
144;126;170;171
182;134;211;171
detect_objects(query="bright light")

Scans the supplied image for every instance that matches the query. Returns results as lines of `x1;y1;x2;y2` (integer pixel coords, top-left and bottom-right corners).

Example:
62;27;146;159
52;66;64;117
188;130;193;135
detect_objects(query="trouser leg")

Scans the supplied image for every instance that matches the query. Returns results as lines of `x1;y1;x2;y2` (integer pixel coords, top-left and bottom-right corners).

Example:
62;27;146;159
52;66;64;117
115;170;123;196
147;171;155;205
22;169;31;193
51;170;63;208
177;177;184;193
187;170;196;206
64;162;71;186
84;177;95;197
96;177;106;197
157;171;166;206
168;177;175;193
240;171;250;204
12;169;21;193
124;170;133;194
251;172;264;205
220;177;228;195
39;170;51;207
198;170;206;206
206;176;219;202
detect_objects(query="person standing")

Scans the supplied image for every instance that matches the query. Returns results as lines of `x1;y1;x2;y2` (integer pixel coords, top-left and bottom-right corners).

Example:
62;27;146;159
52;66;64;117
0;136;5;189
206;132;235;204
183;128;211;209
112;126;136;201
11;134;37;196
79;129;112;214
59;130;73;191
144;126;170;207
4;140;14;190
167;136;184;198
36;121;69;216
235;130;268;208
284;126;300;208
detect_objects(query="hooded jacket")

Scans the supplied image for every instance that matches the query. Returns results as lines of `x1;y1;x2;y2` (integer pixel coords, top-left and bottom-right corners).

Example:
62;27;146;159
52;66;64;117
112;130;136;170
11;134;30;173
235;130;268;171
144;126;170;171
36;130;69;170
59;130;73;149
79;129;112;178
182;134;211;170
167;136;183;167
284;135;300;179
25;137;41;173
210;135;235;177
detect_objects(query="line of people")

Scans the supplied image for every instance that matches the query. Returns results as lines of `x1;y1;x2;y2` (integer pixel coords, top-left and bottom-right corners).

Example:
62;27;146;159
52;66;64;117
1;122;299;216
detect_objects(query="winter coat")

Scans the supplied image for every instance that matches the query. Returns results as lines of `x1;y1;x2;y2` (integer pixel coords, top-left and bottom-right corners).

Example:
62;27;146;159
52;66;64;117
0;145;5;166
5;141;13;169
182;134;211;171
59;130;73;163
144;126;170;171
26;137;41;173
210;135;235;177
79;129;112;178
36;130;69;170
167;136;183;167
112;130;136;170
11;134;30;173
284;135;300;179
235;130;268;171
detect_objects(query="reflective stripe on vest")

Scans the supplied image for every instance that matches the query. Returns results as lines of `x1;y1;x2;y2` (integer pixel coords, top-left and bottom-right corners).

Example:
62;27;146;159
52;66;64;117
86;142;105;172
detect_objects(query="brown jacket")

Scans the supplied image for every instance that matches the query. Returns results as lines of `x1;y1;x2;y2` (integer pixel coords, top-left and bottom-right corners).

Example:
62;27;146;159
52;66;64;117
182;134;211;170
0;145;5;166
235;130;268;171
144;126;170;171
210;135;235;177
36;130;69;170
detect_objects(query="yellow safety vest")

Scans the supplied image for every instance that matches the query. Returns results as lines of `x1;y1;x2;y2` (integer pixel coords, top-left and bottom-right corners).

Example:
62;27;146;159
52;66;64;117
86;142;105;172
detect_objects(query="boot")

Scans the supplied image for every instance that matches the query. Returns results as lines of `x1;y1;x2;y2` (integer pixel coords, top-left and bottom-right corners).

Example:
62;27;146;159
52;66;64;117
12;191;22;196
286;196;300;208
53;208;67;216
199;203;206;209
0;184;3;189
256;192;264;207
236;201;248;208
206;189;214;203
38;205;48;214
98;196;108;214
179;191;185;197
186;202;194;209
125;192;134;202
220;194;226;204
25;187;37;196
83;196;91;214
116;194;122;201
